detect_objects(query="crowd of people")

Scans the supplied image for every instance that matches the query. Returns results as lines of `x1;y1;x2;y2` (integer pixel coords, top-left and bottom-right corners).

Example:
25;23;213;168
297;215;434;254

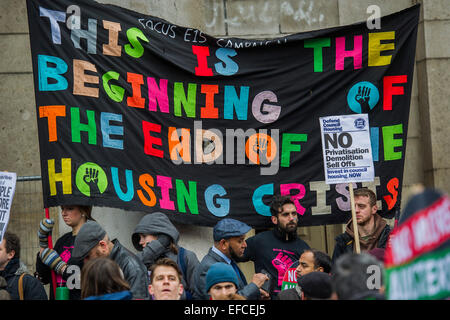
0;187;448;301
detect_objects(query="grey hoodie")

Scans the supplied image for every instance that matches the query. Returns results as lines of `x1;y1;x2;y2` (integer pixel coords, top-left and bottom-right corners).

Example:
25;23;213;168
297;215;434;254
131;212;199;299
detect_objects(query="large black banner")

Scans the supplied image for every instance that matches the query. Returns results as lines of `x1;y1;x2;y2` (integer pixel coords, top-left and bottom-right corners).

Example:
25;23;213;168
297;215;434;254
27;0;419;229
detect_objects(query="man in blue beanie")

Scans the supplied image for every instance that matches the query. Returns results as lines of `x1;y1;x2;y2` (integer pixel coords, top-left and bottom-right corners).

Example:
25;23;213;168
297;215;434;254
206;263;241;300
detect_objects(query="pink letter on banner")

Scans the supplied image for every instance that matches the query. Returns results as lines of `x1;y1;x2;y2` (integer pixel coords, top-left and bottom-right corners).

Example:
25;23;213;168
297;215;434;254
280;183;306;215
157;175;175;210
335;35;362;70
148;77;169;113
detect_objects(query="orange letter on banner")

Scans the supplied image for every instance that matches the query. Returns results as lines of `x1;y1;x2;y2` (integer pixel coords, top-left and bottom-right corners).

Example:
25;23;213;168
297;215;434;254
168;127;191;162
73;59;99;97
137;174;157;207
127;72;145;108
39;105;66;142
102;20;122;57
200;84;219;118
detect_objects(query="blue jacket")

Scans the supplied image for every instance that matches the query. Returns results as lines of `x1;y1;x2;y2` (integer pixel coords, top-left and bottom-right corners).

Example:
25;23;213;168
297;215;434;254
84;290;132;300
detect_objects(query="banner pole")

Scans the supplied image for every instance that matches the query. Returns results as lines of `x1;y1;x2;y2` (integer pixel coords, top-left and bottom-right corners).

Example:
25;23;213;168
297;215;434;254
45;207;57;297
349;183;361;254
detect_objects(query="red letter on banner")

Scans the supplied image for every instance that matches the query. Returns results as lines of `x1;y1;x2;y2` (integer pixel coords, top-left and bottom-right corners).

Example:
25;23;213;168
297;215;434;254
192;45;213;76
142;121;163;158
383;75;407;110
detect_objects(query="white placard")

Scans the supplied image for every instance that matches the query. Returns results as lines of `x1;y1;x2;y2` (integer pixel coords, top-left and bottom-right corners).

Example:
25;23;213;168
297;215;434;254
319;114;374;184
0;172;17;242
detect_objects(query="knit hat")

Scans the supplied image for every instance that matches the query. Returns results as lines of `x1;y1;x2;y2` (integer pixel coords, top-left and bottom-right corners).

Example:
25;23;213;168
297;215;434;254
297;272;332;299
206;263;239;292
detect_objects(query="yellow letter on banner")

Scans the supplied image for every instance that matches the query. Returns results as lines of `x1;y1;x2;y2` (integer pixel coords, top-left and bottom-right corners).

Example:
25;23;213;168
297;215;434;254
48;158;72;195
368;31;395;66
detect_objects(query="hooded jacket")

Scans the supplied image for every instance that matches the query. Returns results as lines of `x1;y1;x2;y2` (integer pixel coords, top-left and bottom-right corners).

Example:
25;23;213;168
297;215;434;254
332;214;391;263
131;212;199;300
109;239;150;300
0;257;47;300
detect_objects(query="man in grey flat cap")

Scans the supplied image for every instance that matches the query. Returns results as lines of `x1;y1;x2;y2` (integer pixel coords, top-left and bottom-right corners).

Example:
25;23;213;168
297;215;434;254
72;221;149;300
192;218;269;300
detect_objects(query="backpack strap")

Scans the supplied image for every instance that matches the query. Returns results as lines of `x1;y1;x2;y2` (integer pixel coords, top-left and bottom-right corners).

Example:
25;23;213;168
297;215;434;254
18;273;26;300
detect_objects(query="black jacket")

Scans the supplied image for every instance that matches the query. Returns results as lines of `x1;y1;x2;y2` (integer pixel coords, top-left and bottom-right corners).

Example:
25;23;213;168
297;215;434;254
1;258;47;300
35;231;82;300
109;239;150;300
192;247;260;300
332;224;391;263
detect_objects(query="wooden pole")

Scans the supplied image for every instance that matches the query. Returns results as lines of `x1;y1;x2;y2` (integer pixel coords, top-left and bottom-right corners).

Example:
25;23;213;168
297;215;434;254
45;207;58;297
349;183;361;254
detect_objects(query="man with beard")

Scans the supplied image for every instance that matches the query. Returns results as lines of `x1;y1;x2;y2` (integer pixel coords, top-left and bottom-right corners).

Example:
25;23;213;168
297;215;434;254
192;218;269;300
331;188;391;263
238;195;310;299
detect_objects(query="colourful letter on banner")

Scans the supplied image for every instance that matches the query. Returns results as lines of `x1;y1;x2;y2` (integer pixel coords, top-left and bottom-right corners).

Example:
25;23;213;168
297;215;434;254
39;105;66;142
174;82;197;118
335;35;362;70
73;59;99;98
168;127;191;163
383;177;399;210
224;86;249;120
252;183;274;216
102;20;122;56
39;7;65;44
382;124;403;161
192;45;213;76
103;71;124;102
281;133;307;167
48;158;72;195
304;38;331;72
148;77;169;113
157;175;175;210
127;72;145;108
281;183;306;216
383;75;407;110
100;112;123;150
368;31;395;66
215;48;238;76
71;107;97;145
124;27;149;58
200;84;219;118
111;167;134;202
137;174;157;207
204;184;230;217
142;121;163;158
38;55;68;91
176;179;199;214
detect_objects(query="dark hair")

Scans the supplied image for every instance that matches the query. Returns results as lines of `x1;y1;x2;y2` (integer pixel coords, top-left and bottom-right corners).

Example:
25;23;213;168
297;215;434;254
149;258;183;284
353;188;377;207
3;232;20;259
81;257;130;299
270;195;295;217
331;253;384;300
306;249;332;274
